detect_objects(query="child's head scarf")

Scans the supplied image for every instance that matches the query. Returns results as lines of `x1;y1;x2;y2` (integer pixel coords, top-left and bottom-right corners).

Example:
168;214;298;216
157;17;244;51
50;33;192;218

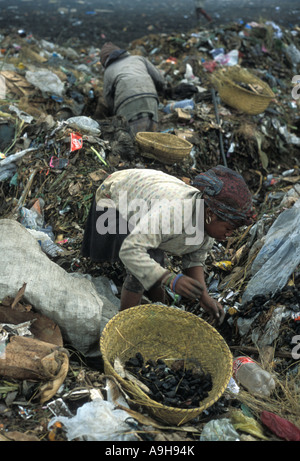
192;165;254;227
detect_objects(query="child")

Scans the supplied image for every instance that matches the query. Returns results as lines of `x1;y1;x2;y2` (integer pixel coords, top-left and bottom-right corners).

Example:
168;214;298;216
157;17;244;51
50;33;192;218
82;166;253;322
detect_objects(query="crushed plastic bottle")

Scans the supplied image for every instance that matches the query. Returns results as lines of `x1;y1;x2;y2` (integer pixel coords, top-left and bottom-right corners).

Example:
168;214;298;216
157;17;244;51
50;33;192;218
41;239;64;257
233;357;276;397
163;99;195;114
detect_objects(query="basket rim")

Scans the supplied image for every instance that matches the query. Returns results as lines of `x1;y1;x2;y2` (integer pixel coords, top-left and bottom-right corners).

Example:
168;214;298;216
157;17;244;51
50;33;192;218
100;304;233;423
218;82;275;100
136;132;193;149
211;69;275;100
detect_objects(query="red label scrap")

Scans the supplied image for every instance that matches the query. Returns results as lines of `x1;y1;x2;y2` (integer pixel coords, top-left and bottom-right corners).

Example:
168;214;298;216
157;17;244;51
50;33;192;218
70;133;83;152
232;356;254;377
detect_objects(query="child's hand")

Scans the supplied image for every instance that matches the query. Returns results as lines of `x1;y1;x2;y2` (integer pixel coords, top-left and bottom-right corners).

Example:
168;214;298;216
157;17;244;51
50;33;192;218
199;292;225;324
174;275;204;299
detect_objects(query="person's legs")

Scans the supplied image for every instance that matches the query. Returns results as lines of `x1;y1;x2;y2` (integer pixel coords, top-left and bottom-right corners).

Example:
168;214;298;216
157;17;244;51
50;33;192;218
120;249;165;310
120;273;144;310
120;286;143;311
120;280;165;311
129;115;158;137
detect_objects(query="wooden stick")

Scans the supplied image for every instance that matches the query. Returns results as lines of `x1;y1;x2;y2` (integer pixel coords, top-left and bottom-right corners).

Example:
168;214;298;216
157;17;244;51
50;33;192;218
16;168;38;209
230;345;292;359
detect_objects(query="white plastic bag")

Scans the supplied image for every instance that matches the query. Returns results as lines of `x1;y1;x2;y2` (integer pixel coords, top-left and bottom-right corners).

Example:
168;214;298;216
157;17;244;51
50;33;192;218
48;399;138;441
214;49;239;66
25;69;65;96
66;116;100;135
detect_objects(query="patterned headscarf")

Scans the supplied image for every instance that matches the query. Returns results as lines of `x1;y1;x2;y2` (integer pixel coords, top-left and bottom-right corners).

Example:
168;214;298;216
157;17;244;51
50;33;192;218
192;165;254;227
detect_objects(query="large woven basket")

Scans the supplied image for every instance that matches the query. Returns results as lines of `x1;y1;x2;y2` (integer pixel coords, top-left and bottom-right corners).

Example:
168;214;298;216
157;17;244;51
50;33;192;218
100;304;232;426
136;132;193;165
211;66;275;115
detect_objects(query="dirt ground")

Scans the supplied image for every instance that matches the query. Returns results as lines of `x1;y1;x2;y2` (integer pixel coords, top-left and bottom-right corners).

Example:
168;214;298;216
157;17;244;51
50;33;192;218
0;0;299;48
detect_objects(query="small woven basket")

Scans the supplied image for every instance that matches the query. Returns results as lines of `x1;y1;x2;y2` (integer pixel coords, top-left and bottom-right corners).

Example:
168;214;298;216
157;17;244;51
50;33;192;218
136;132;193;165
211;66;275;115
100;304;232;426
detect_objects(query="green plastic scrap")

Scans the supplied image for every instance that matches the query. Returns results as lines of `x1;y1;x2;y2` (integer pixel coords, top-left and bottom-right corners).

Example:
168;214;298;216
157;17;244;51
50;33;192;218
9;172;18;186
90;146;108;166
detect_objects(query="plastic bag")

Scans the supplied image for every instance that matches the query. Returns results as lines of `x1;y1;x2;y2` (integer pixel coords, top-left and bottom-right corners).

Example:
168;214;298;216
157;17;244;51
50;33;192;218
0;164;17;182
214;49;239;66
66;116;100;135
48;399;139;441
231;410;268;440
200;418;240;441
285;43;300;68
25;69;65;97
251;306;285;347
242;200;300;304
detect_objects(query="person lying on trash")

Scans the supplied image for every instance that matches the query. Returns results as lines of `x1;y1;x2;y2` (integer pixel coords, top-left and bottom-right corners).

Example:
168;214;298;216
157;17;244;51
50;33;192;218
82;166;253;323
100;42;166;136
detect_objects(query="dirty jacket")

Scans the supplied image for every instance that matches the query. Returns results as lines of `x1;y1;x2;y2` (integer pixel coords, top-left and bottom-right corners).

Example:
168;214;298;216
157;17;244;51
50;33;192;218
95;169;214;291
102;51;165;119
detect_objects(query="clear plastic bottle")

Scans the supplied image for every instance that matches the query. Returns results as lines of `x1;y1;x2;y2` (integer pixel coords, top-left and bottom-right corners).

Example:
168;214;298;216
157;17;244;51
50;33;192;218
233;356;275;397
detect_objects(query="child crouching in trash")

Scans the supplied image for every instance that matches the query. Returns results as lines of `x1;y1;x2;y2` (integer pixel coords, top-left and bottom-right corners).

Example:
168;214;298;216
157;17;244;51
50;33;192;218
82;166;253;323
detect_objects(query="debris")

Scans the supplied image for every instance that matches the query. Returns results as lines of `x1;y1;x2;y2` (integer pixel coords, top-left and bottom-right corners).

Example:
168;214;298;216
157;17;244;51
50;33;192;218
233;356;276;397
123;353;213;408
0;2;300;441
231;409;268;440
200;418;240;441
48;399;140;441
260;410;300;441
242;200;300;304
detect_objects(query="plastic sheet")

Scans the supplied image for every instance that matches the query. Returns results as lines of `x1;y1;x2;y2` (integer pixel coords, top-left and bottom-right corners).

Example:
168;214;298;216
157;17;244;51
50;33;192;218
25;69;65;97
242;200;300;304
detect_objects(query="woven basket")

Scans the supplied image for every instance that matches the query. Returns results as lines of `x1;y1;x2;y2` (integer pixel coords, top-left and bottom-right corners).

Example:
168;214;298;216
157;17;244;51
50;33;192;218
136;132;192;165
100;304;232;426
211;66;275;115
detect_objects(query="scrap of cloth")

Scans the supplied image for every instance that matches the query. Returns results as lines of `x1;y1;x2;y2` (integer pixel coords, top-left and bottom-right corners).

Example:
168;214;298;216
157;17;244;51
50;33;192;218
192;165;254;227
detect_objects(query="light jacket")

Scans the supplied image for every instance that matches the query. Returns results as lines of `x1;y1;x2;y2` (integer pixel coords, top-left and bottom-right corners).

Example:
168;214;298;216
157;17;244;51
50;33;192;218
95;169;214;290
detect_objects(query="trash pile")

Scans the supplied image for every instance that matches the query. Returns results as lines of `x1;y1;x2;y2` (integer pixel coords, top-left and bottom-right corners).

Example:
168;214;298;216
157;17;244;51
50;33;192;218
0;18;300;441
